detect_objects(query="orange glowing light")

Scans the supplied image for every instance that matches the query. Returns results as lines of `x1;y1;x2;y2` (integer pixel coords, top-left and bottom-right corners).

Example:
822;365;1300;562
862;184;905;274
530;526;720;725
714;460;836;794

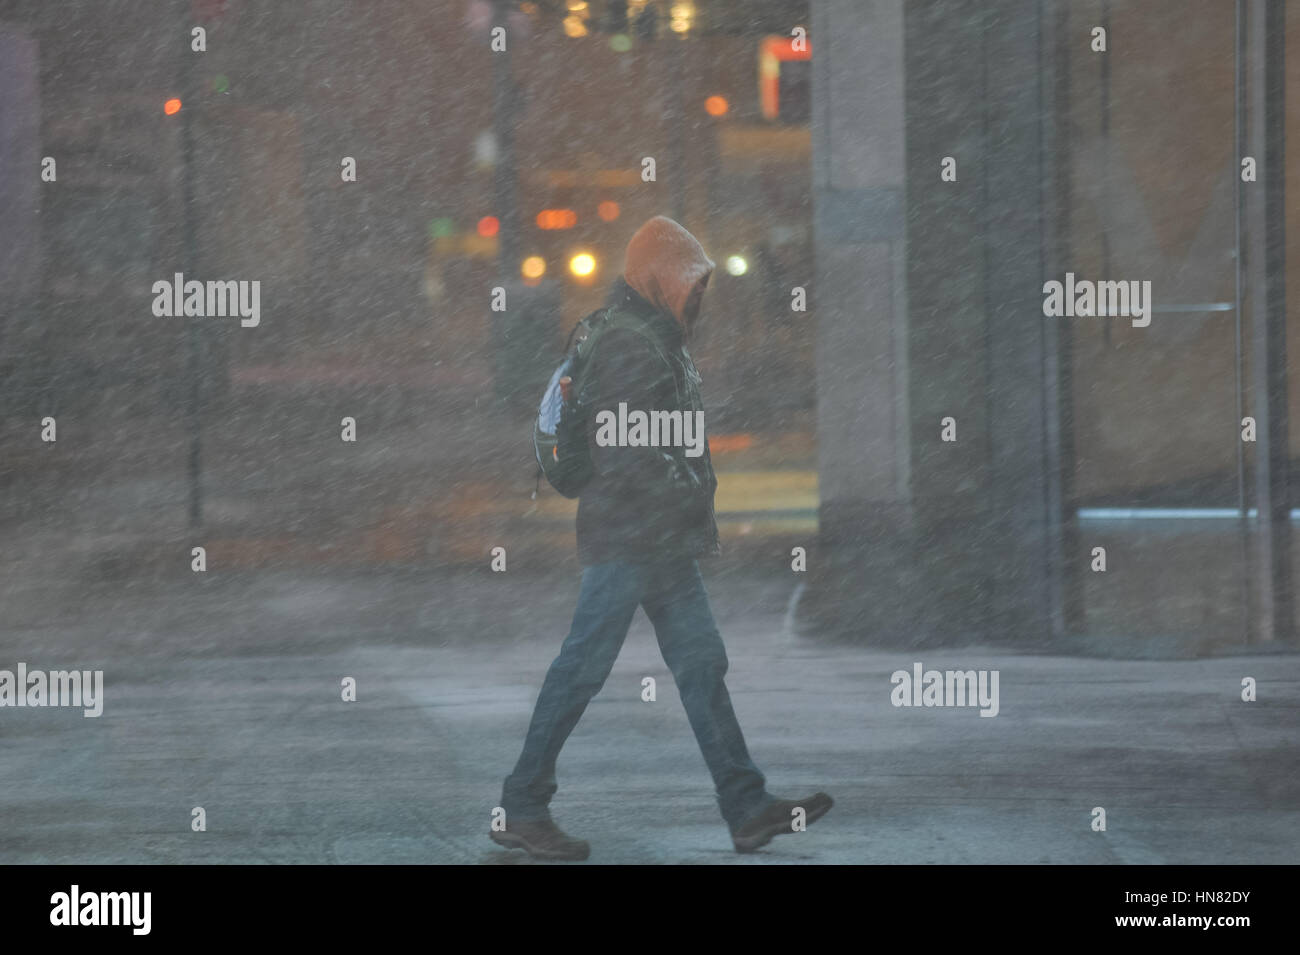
708;433;754;454
597;200;620;222
164;98;183;115
536;209;577;230
477;216;500;238
704;95;729;117
760;35;812;120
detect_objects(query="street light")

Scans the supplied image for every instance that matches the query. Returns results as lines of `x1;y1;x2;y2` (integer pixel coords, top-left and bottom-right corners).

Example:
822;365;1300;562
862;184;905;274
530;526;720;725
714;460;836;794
522;255;546;280
564;0;590;36
670;1;695;34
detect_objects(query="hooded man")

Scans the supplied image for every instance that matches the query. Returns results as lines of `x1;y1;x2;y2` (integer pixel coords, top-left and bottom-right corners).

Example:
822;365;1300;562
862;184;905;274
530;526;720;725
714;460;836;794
493;216;832;859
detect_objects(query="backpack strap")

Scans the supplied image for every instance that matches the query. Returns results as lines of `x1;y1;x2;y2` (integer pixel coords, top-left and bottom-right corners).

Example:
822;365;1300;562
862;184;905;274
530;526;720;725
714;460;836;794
564;307;610;358
581;309;683;409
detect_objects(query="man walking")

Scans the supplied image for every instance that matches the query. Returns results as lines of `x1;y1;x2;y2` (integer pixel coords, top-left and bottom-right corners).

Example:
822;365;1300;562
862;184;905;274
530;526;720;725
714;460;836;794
492;216;832;860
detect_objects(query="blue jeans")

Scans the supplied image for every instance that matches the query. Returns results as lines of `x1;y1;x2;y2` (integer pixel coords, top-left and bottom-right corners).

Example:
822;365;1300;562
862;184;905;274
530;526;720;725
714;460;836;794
501;559;771;830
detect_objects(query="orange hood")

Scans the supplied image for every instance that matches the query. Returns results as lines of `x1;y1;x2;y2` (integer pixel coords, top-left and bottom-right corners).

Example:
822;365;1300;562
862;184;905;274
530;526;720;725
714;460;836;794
622;216;715;328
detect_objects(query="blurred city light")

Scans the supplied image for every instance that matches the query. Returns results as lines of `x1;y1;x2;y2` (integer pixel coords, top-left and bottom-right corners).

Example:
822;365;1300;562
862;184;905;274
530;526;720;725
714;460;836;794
705;95;729;117
725;255;748;276
564;0;590;37
760;34;812;120
163;97;182;115
597;200;620;222
708;433;754;453
536;208;577;230
521;255;546;280
569;252;596;278
670;2;695;34
473;130;497;169
477;216;500;238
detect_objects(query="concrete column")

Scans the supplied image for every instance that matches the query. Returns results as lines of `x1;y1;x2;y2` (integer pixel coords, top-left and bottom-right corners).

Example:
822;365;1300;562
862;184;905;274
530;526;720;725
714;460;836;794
811;0;910;520
805;0;918;641
805;0;1066;645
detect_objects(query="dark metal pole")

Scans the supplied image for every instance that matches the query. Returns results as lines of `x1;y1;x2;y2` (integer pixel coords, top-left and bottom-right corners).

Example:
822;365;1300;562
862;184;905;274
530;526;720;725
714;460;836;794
1261;0;1291;643
1039;0;1070;641
1246;0;1291;643
1039;0;1084;634
180;9;203;528
1234;0;1251;640
1099;0;1112;351
492;0;520;274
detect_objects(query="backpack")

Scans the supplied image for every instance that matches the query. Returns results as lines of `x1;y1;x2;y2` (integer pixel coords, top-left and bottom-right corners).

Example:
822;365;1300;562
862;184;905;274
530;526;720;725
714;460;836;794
533;306;677;499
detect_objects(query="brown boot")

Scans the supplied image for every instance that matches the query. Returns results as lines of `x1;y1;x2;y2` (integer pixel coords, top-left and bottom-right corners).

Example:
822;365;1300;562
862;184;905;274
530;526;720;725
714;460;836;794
731;792;833;853
489;815;591;861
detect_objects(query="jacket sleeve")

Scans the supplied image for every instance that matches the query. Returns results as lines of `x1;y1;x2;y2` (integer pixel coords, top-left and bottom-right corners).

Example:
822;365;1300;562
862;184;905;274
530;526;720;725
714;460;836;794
580;329;701;497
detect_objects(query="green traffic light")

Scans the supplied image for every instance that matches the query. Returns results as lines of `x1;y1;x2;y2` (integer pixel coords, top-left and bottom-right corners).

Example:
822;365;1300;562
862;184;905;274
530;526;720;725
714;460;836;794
429;217;456;240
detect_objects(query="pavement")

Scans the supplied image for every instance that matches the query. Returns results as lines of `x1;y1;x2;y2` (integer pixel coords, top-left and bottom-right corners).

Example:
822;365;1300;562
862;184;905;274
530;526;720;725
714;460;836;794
2;565;1298;864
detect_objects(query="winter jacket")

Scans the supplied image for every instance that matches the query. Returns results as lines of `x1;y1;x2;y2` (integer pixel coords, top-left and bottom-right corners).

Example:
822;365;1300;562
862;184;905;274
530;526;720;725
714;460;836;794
575;217;719;566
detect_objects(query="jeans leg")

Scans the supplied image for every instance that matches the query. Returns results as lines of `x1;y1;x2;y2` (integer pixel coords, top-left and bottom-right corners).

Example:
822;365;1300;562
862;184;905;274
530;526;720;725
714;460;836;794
501;561;643;820
640;559;770;830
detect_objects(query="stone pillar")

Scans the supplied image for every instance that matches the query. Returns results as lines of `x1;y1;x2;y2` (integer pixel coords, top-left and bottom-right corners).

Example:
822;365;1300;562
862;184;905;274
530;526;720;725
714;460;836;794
805;0;915;640
804;0;1067;645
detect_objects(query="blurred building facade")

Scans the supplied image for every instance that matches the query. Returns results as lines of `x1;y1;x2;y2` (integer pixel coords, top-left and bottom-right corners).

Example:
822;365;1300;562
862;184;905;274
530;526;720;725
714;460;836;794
0;0;812;418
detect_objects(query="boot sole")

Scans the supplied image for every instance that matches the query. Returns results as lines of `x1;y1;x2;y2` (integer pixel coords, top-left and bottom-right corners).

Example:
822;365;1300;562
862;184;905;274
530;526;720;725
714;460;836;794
489;829;591;861
732;797;834;853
